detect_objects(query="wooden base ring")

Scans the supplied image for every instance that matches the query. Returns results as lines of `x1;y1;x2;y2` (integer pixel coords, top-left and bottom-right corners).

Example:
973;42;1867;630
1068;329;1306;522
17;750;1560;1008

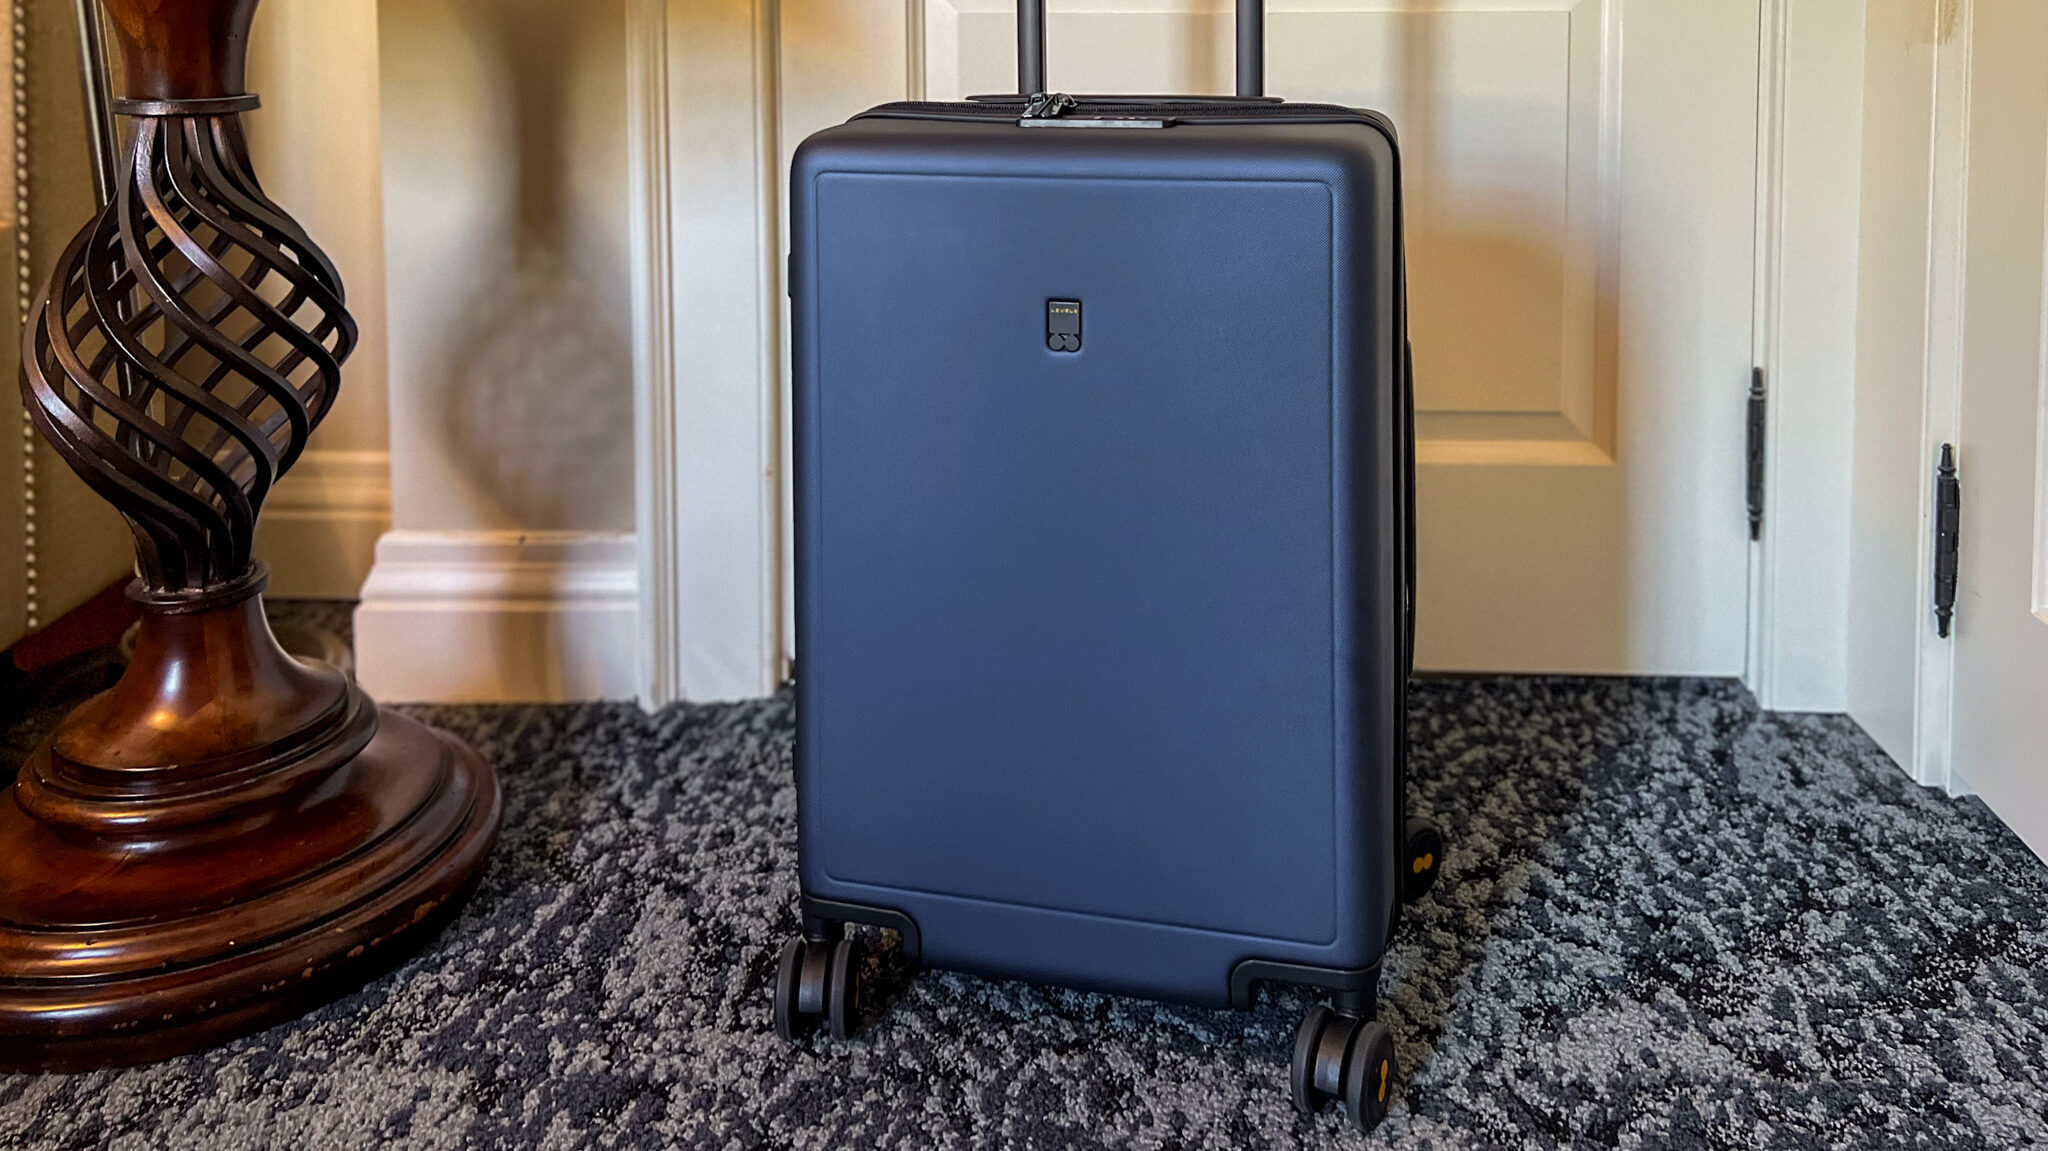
0;589;501;1072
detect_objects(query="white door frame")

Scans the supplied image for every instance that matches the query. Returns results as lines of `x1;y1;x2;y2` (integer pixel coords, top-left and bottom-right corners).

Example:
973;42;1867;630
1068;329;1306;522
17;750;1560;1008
1906;0;1972;791
1862;0;2048;803
1742;0;1867;716
628;0;787;707
1841;0;1975;791
627;0;1869;710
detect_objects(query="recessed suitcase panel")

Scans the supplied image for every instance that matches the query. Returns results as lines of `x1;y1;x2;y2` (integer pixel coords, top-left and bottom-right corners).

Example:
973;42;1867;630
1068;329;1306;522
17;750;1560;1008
792;118;1404;1003
809;170;1337;942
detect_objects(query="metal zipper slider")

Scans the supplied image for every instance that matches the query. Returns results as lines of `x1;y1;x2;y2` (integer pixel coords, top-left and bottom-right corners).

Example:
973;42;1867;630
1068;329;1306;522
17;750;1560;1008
1023;92;1077;119
1017;91;1169;129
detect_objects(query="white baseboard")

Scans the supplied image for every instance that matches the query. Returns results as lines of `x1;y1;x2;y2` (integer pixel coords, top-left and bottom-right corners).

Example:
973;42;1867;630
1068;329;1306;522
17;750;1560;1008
256;450;392;599
355;530;640;704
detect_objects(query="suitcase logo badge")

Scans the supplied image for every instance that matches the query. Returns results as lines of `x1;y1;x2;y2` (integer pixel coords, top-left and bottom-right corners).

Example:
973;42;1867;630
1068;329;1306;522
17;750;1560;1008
1046;299;1082;352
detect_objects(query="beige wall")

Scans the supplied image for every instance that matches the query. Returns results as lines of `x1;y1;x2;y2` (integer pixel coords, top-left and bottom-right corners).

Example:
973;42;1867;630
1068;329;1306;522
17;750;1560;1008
379;0;634;535
246;0;391;460
235;0;635;600
246;0;396;599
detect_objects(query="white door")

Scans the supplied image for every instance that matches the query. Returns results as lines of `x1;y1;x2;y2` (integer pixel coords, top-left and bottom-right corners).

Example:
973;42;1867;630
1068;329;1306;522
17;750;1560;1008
779;0;1762;675
1949;0;2048;861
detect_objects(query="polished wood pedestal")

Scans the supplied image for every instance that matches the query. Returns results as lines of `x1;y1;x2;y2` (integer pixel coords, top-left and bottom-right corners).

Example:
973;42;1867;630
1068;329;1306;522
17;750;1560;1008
0;574;500;1071
7;0;504;1069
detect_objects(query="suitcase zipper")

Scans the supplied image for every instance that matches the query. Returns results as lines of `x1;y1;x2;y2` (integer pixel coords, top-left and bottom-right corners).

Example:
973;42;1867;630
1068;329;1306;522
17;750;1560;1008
855;95;1398;142
1015;92;1174;129
1022;91;1077;118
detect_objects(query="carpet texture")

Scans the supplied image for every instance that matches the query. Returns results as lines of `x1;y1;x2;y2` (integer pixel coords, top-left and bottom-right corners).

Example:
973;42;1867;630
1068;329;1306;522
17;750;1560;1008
3;676;2046;1150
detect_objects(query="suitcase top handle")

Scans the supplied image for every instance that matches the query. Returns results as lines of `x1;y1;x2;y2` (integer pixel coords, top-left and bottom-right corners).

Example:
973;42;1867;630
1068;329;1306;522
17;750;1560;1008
1018;0;1266;100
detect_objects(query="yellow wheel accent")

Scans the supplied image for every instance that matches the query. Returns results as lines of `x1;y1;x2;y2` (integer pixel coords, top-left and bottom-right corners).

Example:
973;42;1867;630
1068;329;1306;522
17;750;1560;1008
1343;1021;1396;1133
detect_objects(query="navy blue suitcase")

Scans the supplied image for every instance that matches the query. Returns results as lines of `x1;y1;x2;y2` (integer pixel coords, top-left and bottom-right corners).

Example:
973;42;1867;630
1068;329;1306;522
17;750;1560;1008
777;0;1440;1130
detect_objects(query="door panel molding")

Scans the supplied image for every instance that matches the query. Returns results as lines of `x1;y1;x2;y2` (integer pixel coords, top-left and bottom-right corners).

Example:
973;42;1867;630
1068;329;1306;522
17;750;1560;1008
925;0;1622;468
922;0;1761;674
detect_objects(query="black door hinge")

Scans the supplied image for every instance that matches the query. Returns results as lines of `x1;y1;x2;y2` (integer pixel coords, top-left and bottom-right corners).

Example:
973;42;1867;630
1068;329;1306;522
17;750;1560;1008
1934;443;1961;638
1746;368;1767;541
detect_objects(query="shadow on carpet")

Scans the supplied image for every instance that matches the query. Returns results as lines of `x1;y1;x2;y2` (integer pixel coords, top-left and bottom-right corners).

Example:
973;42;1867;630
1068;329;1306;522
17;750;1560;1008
2;677;2045;1150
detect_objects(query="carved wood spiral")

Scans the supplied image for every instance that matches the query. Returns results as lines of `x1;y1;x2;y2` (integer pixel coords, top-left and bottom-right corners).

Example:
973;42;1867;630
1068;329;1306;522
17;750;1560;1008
20;105;356;592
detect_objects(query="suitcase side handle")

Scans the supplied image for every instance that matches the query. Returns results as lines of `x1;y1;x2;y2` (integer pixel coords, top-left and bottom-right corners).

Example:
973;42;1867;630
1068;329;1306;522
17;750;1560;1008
1018;0;1265;99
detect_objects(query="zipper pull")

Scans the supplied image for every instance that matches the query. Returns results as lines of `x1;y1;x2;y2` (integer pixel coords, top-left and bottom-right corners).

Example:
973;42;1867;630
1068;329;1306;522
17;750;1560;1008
1023;92;1076;119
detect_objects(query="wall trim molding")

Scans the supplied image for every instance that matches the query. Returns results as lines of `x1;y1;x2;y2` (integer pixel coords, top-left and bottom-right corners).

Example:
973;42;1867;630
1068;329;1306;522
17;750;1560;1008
255;448;391;600
626;0;679;708
355;530;640;704
627;0;786;709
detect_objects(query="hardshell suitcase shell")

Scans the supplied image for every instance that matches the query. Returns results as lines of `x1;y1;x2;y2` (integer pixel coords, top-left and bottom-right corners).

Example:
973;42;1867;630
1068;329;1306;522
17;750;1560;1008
781;0;1432;1128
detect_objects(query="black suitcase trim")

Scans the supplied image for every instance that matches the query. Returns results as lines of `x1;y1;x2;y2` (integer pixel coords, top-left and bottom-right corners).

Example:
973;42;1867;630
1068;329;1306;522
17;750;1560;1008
800;891;1383;1016
801;895;923;966
1230;957;1383;1015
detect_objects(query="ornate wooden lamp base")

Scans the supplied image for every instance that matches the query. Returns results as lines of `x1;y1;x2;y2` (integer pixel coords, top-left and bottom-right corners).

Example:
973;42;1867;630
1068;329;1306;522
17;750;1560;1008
0;572;501;1072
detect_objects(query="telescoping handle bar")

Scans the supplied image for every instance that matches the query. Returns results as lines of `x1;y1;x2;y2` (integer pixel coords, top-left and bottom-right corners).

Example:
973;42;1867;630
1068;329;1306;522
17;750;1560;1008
1018;0;1265;99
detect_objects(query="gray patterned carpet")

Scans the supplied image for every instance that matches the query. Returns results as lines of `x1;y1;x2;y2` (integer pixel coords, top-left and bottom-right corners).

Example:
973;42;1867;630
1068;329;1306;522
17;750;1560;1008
3;618;2047;1148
